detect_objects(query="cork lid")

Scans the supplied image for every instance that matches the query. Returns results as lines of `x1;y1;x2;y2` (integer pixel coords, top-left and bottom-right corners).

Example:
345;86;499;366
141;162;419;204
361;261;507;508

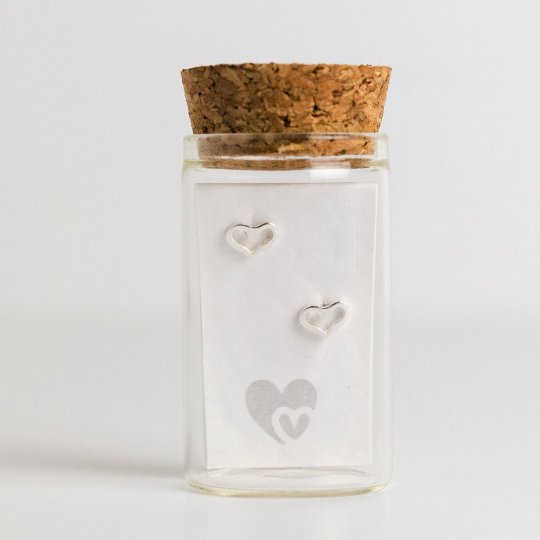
181;63;391;168
182;63;391;134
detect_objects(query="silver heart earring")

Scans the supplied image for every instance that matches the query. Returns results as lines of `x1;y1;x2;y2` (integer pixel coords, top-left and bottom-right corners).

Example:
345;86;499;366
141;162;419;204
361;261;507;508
226;222;278;257
299;301;350;337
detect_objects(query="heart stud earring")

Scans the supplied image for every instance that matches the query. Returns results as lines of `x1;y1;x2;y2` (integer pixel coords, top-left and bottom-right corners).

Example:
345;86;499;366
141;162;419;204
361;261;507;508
299;301;350;337
226;222;278;257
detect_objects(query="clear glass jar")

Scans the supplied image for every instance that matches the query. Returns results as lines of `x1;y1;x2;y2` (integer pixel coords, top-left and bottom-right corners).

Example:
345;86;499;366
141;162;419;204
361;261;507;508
182;133;391;497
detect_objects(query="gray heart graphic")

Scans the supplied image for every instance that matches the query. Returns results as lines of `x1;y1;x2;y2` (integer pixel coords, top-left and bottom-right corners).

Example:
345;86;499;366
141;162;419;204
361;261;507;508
245;379;317;444
279;413;310;440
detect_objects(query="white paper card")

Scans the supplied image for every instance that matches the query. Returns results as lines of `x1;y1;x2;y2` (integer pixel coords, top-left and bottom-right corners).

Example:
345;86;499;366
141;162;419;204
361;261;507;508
195;180;378;469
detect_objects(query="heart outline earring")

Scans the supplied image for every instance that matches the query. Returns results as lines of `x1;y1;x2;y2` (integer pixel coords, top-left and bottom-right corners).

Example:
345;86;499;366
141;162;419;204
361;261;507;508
226;222;278;257
298;301;350;337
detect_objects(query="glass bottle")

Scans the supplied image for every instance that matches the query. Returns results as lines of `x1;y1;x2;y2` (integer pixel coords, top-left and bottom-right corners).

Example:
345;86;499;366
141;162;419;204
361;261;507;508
182;133;391;497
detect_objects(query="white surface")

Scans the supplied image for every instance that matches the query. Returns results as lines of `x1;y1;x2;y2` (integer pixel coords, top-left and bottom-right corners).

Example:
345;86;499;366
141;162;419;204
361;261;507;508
1;314;539;539
195;180;377;468
1;0;540;537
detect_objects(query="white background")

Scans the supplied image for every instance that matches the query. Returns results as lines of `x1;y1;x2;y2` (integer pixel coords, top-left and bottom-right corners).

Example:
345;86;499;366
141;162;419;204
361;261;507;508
1;0;539;538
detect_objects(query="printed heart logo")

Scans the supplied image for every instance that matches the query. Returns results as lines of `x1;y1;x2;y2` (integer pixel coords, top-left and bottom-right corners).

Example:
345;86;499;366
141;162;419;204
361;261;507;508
299;301;350;337
226;222;278;257
245;379;317;444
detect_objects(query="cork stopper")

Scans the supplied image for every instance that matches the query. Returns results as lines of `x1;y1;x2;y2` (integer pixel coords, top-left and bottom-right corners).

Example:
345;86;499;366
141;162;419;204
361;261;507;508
181;63;391;168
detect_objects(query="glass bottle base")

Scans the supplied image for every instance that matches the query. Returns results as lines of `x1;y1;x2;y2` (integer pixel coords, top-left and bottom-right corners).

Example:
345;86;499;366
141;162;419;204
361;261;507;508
187;467;388;498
